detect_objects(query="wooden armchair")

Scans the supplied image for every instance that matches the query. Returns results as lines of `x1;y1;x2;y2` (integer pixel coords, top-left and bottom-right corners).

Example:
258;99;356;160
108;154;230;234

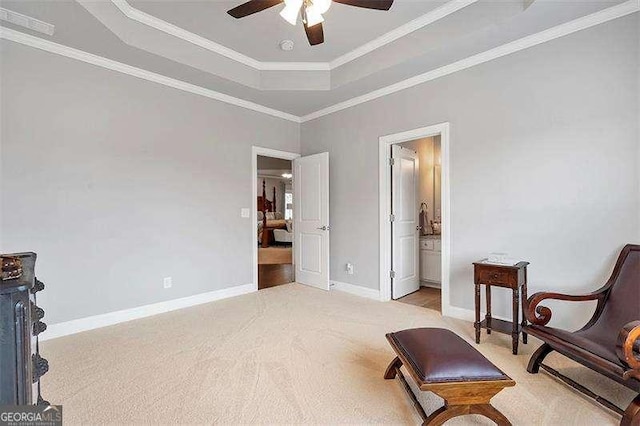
524;244;640;426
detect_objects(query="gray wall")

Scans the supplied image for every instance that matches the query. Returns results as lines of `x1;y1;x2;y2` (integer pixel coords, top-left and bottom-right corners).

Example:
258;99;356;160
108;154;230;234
1;14;637;330
301;15;639;328
0;41;300;324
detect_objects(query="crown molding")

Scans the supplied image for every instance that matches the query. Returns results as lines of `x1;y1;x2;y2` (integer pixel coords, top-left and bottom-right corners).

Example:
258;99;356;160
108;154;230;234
259;61;330;71
0;26;301;123
111;0;473;72
328;0;478;69
111;0;258;69
301;0;640;122
112;0;328;71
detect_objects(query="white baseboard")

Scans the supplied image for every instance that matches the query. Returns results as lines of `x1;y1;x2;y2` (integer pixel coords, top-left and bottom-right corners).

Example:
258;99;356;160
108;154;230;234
443;305;512;323
330;280;381;301
443;305;475;322
329;280;509;324
420;281;441;289
42;283;255;341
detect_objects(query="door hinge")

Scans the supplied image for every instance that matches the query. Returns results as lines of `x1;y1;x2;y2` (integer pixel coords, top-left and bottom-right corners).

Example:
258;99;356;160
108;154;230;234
388;158;395;166
390;270;396;279
389;214;395;222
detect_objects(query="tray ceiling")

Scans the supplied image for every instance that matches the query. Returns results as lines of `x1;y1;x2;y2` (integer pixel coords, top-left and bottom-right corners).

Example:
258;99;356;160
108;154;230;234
129;0;447;63
0;0;634;119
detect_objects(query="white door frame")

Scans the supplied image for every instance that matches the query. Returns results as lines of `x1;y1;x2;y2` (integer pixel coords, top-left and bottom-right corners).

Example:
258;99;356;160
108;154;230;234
252;146;300;292
378;122;452;316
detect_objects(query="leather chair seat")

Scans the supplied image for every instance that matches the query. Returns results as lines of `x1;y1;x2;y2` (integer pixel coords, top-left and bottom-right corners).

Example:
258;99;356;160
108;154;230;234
387;328;510;383
526;324;621;366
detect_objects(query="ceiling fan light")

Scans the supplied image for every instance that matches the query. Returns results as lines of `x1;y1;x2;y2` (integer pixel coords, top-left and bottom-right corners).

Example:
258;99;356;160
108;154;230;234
304;5;324;27
313;0;331;14
280;0;302;25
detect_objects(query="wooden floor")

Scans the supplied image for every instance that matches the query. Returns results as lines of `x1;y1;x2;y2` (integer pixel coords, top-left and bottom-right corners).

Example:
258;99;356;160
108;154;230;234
258;245;294;289
258;246;292;265
396;286;441;312
258;264;294;289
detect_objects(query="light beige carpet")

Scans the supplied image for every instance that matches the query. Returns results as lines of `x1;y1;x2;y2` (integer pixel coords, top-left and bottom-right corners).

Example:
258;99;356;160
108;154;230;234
41;283;635;425
258;247;292;265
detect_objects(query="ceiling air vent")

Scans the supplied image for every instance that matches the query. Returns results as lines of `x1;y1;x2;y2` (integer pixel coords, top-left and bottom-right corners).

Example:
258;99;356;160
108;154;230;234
0;8;55;36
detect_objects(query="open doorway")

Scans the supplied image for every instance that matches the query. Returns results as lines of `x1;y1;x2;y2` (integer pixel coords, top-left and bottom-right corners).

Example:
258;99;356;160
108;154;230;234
378;123;450;315
252;147;300;291
393;136;442;312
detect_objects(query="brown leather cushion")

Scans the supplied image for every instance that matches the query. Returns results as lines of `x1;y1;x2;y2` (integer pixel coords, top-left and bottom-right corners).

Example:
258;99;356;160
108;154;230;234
388;328;510;383
526;325;622;366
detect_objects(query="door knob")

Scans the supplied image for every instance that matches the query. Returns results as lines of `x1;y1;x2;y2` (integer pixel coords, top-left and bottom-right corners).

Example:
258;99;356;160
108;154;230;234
317;226;330;231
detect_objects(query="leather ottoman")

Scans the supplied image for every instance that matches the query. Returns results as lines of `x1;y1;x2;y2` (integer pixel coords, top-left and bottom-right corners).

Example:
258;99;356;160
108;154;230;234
385;328;515;425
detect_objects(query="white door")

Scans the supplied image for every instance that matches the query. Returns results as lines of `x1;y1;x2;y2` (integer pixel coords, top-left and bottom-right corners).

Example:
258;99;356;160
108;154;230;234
294;152;330;290
391;145;420;299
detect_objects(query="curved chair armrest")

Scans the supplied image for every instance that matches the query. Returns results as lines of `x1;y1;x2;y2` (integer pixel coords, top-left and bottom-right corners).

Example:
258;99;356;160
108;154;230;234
616;321;640;376
525;291;606;326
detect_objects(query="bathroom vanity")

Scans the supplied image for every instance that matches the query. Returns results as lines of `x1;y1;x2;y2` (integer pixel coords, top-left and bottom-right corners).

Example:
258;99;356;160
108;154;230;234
419;235;441;287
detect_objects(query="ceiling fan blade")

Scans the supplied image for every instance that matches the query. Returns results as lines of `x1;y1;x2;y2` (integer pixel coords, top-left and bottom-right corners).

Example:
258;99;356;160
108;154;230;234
227;0;283;18
333;0;393;10
304;21;324;46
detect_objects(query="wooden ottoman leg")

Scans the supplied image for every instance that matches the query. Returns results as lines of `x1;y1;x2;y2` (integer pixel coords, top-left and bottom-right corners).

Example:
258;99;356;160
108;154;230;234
621;394;640;426
384;356;402;379
472;404;512;426
424;403;511;426
424;405;469;426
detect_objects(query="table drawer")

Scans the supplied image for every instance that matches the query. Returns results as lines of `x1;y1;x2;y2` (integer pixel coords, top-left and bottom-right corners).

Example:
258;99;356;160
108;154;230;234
420;240;434;250
477;268;511;286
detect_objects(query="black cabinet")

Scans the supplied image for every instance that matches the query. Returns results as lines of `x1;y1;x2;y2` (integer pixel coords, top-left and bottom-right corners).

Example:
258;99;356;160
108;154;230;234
0;252;49;405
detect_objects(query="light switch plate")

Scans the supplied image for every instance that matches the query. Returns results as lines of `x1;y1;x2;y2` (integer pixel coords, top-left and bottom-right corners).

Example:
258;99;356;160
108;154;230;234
241;208;250;218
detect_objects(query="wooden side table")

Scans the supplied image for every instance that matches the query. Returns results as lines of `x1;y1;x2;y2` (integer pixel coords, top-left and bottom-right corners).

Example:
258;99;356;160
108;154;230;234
473;260;529;355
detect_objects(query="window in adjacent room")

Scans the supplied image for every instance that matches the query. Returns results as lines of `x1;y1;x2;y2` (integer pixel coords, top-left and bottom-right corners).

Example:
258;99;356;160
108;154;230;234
285;192;293;220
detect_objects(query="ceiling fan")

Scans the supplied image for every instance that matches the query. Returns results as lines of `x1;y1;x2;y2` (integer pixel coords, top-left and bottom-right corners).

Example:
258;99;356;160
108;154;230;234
227;0;394;46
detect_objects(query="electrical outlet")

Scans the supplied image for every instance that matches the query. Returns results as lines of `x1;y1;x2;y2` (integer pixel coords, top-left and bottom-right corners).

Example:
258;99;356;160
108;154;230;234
240;208;250;218
346;263;354;275
163;277;172;289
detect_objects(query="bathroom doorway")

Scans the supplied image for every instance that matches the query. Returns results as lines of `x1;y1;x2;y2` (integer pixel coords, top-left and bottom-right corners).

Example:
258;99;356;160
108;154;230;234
395;136;442;311
378;123;450;315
